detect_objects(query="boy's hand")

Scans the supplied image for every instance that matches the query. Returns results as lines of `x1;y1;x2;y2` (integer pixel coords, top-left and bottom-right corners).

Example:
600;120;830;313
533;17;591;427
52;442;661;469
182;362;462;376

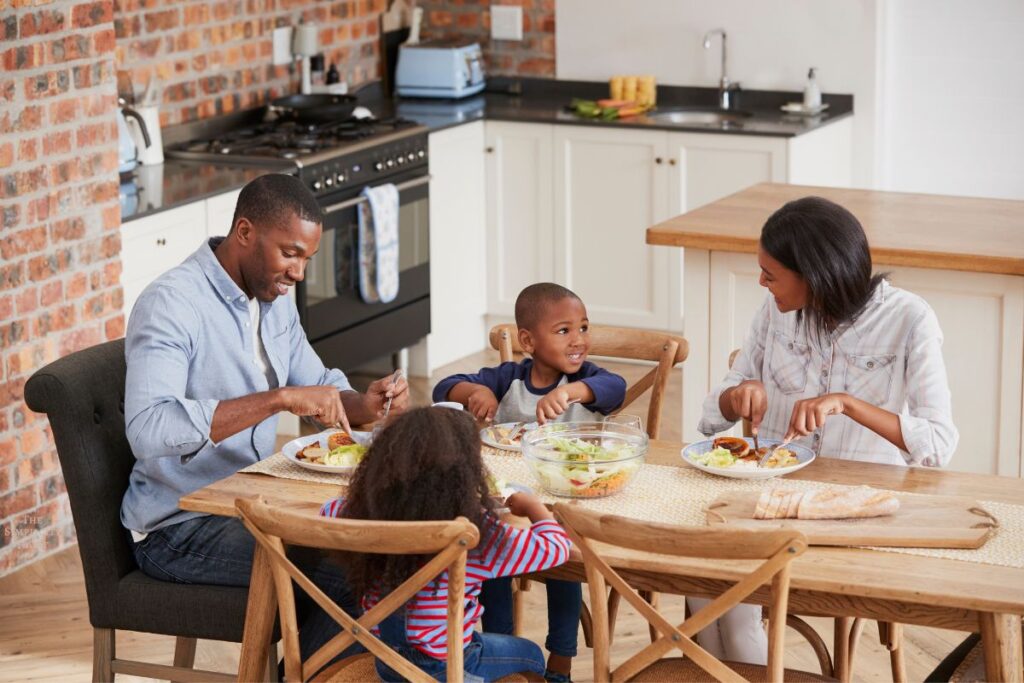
536;386;573;425
466;386;498;422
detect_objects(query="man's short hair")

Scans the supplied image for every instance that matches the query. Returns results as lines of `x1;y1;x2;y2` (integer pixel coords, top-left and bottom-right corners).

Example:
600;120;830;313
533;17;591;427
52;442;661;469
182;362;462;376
514;283;581;331
230;173;323;233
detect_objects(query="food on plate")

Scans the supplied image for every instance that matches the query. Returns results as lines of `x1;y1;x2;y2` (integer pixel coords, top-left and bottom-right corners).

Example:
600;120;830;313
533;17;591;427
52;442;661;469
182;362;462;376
486;423;526;446
297;431;367;467
485;471;508;498
528;436;641;498
712;436;752;459
690;445;798;470
753;486;900;520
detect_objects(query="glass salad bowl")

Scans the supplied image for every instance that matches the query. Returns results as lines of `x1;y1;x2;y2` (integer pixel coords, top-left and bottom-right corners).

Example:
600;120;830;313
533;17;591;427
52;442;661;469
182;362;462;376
520;422;648;498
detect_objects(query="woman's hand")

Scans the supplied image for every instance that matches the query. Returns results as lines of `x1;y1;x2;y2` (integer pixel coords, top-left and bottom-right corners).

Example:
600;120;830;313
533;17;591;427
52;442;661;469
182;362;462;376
721;380;768;431
785;393;848;441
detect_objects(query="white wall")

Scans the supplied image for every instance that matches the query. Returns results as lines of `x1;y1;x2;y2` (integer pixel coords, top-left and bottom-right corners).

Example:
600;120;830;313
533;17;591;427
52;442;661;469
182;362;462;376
555;0;880;187
878;0;1024;200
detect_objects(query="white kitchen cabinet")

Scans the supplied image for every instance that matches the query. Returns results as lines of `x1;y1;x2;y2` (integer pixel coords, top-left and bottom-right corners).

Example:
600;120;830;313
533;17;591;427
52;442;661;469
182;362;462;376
205;189;241;236
553;125;673;329
484;121;555;317
689;250;1024;476
408;122;489;376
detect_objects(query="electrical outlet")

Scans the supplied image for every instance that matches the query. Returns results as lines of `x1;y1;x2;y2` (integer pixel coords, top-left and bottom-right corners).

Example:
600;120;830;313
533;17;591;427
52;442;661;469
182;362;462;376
491;5;523;41
272;26;294;66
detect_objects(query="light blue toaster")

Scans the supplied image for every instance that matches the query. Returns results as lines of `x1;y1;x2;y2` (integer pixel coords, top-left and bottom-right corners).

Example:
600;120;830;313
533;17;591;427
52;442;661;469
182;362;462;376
395;39;486;99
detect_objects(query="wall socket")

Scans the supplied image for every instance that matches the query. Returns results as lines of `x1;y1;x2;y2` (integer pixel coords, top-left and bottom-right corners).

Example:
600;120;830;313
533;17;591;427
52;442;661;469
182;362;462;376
491;5;523;41
272;26;294;66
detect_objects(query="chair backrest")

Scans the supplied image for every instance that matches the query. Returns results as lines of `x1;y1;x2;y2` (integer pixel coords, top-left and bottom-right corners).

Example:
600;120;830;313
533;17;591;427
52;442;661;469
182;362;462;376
236;497;481;683
727;348;754;438
488;323;688;439
23;338;136;629
553;503;806;683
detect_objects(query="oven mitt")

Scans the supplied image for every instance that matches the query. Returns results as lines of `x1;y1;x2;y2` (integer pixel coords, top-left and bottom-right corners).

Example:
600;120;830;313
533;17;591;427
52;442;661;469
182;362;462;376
357;183;400;304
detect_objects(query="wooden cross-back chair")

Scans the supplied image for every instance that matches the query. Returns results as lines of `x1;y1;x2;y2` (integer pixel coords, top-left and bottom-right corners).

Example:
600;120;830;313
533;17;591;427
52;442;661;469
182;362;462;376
553;504;831;683
236;497;540;683
488;323;688;440
727;348;905;683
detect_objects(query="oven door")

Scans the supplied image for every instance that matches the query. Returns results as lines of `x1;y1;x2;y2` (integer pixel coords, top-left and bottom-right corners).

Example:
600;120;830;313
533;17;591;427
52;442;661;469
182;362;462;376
298;167;430;345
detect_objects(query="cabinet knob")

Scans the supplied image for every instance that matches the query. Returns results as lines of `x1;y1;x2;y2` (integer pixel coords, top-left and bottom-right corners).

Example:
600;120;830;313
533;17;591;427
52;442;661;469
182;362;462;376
655;157;664;165
669;158;677;165
156;238;166;246
485;146;494;153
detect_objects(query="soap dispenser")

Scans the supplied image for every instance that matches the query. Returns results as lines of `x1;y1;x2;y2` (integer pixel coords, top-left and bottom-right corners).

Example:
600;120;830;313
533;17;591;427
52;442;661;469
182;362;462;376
803;67;821;109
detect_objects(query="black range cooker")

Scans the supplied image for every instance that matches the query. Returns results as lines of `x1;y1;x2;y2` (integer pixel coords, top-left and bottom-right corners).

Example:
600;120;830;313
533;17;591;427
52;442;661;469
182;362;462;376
165;110;431;371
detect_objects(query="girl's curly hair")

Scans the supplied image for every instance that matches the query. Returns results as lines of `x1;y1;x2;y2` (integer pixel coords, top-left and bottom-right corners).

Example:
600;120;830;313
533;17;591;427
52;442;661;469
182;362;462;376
340;406;500;598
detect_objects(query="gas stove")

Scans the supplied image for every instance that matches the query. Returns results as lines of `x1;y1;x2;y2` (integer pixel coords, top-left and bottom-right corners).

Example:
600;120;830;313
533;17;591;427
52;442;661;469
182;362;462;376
164;108;430;197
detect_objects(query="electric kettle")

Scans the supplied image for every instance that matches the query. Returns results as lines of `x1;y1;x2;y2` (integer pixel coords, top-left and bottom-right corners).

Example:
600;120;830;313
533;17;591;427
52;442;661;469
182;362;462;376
117;99;150;180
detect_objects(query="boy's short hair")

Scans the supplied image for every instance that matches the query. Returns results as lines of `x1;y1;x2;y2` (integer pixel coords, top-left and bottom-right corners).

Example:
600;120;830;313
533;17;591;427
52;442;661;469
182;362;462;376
514;283;581;331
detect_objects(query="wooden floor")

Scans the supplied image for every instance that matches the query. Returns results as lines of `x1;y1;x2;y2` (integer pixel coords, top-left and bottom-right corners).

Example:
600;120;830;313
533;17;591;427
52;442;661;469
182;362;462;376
0;349;965;682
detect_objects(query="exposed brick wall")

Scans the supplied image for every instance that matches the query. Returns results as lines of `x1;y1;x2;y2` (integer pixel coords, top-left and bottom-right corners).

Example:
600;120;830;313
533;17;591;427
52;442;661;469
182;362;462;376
113;0;388;127
0;0;122;577
417;0;555;77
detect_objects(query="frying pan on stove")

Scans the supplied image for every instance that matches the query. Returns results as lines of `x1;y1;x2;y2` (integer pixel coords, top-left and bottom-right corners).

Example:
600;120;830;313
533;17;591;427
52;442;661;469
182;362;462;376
269;94;358;124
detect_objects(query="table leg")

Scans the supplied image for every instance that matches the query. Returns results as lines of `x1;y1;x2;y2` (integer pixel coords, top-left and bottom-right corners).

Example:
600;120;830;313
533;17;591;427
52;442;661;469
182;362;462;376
833;616;854;683
238;545;277;682
979;612;1023;683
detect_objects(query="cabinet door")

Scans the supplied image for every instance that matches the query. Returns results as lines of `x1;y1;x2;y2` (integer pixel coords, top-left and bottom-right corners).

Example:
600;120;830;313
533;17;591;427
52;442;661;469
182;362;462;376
121;201;207;315
553;125;671;329
205;189;241;236
419;122;488;371
667;132;787;214
886;267;1024;476
485;121;554;317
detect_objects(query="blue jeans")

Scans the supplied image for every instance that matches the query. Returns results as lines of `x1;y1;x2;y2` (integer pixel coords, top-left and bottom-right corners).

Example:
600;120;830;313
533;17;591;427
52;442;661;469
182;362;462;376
131;515;361;666
480;577;581;657
374;610;545;683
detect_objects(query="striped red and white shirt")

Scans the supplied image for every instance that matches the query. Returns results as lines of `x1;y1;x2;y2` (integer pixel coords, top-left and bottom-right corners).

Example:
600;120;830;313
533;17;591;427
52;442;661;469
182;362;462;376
319;499;571;659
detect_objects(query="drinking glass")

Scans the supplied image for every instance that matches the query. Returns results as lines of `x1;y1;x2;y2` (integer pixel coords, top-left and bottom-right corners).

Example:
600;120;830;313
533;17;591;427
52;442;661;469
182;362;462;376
603;413;644;435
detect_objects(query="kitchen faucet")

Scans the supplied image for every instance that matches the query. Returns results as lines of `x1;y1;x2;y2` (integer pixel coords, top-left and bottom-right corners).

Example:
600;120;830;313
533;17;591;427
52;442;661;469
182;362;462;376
703;28;739;110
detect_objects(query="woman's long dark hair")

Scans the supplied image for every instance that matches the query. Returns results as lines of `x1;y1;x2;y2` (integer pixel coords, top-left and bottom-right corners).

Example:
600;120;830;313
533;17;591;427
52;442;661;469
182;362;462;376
340;407;499;598
760;196;884;338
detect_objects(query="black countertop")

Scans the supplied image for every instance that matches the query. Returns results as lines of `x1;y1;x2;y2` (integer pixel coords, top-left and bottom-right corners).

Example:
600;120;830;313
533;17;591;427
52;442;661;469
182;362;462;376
123;78;853;223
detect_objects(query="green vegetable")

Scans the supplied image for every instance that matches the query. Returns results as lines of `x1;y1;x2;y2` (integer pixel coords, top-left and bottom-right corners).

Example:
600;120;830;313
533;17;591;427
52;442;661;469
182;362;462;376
690;446;736;468
322;443;367;467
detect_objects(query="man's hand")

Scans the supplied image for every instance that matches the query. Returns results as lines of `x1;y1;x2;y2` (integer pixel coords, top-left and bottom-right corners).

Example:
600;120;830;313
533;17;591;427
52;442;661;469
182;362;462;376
365;372;410;418
466;385;499;422
279;386;352;435
785;393;847;441
536;386;572;425
722;380;768;431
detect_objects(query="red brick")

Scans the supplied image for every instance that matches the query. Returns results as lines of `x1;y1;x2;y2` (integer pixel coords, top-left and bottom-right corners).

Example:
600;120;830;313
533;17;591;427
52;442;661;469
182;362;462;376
0;539;41;573
46;33;92;64
31;303;76;336
1;226;48;261
102;204;120;231
42;130;74;156
14;286;38;316
0;296;12;321
27;248;73;283
0;439;16;467
18;138;38;163
24;69;71;100
49;216;85;243
19;9;66;38
92;26;116;54
0;487;36;518
0;166;48;199
0;262;26;292
105;314;124;340
49;98;78;125
39;281;62;307
0;320;28;352
59;325;101;356
0;143;11;169
71;1;113;29
1;43;43;71
38;474;67;503
66;272;87;300
14;106;44;134
102;260;121;287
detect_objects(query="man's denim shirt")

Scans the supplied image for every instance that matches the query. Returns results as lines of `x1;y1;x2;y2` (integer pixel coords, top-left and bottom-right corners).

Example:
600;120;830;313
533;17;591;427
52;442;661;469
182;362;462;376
121;237;352;533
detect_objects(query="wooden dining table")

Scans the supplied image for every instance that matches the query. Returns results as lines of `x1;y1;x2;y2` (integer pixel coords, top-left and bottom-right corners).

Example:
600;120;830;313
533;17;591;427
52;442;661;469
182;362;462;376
180;441;1024;682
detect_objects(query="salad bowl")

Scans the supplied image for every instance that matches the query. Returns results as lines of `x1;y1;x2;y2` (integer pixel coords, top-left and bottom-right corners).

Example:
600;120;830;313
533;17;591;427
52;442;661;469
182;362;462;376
521;422;647;498
681;436;815;480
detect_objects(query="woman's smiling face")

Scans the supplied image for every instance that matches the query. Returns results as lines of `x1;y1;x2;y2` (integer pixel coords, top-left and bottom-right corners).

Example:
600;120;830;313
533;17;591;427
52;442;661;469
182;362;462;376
758;245;809;313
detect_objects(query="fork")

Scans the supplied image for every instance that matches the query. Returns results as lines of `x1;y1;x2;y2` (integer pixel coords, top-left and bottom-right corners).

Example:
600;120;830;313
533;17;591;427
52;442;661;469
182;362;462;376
372;368;403;437
757;438;791;468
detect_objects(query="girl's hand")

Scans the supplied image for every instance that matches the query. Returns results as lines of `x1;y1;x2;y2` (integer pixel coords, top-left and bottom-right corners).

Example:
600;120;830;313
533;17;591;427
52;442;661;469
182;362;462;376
535;386;572;424
724;380;768;431
785;393;848;441
505;491;554;522
466;386;499;422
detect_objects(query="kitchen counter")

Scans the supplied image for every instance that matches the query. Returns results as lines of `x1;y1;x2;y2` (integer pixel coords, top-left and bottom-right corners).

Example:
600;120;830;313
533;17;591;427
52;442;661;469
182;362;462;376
120;160;273;222
646;182;1024;276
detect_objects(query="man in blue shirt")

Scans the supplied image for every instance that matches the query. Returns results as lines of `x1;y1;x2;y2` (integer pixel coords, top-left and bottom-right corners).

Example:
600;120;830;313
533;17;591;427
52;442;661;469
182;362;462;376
122;173;408;664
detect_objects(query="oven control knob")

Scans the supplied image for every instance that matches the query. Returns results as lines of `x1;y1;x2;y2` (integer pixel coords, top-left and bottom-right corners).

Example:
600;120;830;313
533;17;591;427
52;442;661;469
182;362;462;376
407;153;416;162
324;176;334;187
336;173;345;184
374;162;384;172
312;180;322;191
386;159;395;168
417;150;426;158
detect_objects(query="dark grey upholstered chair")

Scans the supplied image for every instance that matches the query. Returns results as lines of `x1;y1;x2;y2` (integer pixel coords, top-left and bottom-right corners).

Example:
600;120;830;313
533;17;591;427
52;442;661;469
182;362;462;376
25;338;277;682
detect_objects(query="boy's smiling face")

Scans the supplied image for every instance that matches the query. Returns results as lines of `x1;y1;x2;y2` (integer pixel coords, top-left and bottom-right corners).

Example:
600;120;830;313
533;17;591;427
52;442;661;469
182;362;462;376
519;296;591;378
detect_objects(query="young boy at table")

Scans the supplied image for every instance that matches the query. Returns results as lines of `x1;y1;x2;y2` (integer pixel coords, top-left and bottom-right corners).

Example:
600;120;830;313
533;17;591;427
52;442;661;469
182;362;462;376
432;282;627;682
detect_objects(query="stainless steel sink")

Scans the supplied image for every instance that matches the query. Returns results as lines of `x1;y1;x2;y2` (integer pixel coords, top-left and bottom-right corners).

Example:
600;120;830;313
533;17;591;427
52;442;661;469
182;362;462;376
646;109;752;126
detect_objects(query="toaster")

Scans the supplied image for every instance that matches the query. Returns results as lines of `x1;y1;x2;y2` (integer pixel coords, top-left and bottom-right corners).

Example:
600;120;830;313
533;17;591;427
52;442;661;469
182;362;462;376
395;39;486;99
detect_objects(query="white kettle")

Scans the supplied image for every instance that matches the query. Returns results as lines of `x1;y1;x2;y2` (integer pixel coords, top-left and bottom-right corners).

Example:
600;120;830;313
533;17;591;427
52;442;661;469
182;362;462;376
117;101;149;179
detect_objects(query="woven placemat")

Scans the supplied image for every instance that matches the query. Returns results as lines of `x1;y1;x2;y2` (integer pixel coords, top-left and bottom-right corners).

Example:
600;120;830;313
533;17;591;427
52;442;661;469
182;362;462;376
241;448;1023;570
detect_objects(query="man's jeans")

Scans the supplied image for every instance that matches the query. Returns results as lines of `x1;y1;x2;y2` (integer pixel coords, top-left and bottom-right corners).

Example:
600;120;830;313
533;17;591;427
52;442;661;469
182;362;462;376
480;577;581;657
132;514;359;663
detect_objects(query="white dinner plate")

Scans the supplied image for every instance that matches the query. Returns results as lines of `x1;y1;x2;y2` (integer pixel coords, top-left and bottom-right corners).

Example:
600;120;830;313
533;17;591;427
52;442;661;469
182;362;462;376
281;430;372;475
680;437;815;480
480;422;537;451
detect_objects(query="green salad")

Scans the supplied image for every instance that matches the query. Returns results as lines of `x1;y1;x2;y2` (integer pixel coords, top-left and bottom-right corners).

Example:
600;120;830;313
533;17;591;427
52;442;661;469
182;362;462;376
530;436;641;498
689;446;739;468
321;443;367;467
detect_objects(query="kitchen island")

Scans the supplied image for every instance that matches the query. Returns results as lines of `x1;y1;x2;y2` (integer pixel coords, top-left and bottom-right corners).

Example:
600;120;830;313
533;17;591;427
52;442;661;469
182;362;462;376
647;183;1024;477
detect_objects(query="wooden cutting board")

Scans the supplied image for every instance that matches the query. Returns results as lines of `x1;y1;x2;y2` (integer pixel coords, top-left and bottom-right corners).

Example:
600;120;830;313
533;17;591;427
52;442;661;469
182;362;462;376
706;490;998;549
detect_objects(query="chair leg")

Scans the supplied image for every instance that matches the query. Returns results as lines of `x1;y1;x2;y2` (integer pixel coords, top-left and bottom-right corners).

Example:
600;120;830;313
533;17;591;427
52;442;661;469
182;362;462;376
265;641;281;682
580;602;594;649
606;588;622;645
512;577;531;636
878;620;908;683
786;615;834;678
638;590;659;643
170;636;197;683
93;627;114;683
